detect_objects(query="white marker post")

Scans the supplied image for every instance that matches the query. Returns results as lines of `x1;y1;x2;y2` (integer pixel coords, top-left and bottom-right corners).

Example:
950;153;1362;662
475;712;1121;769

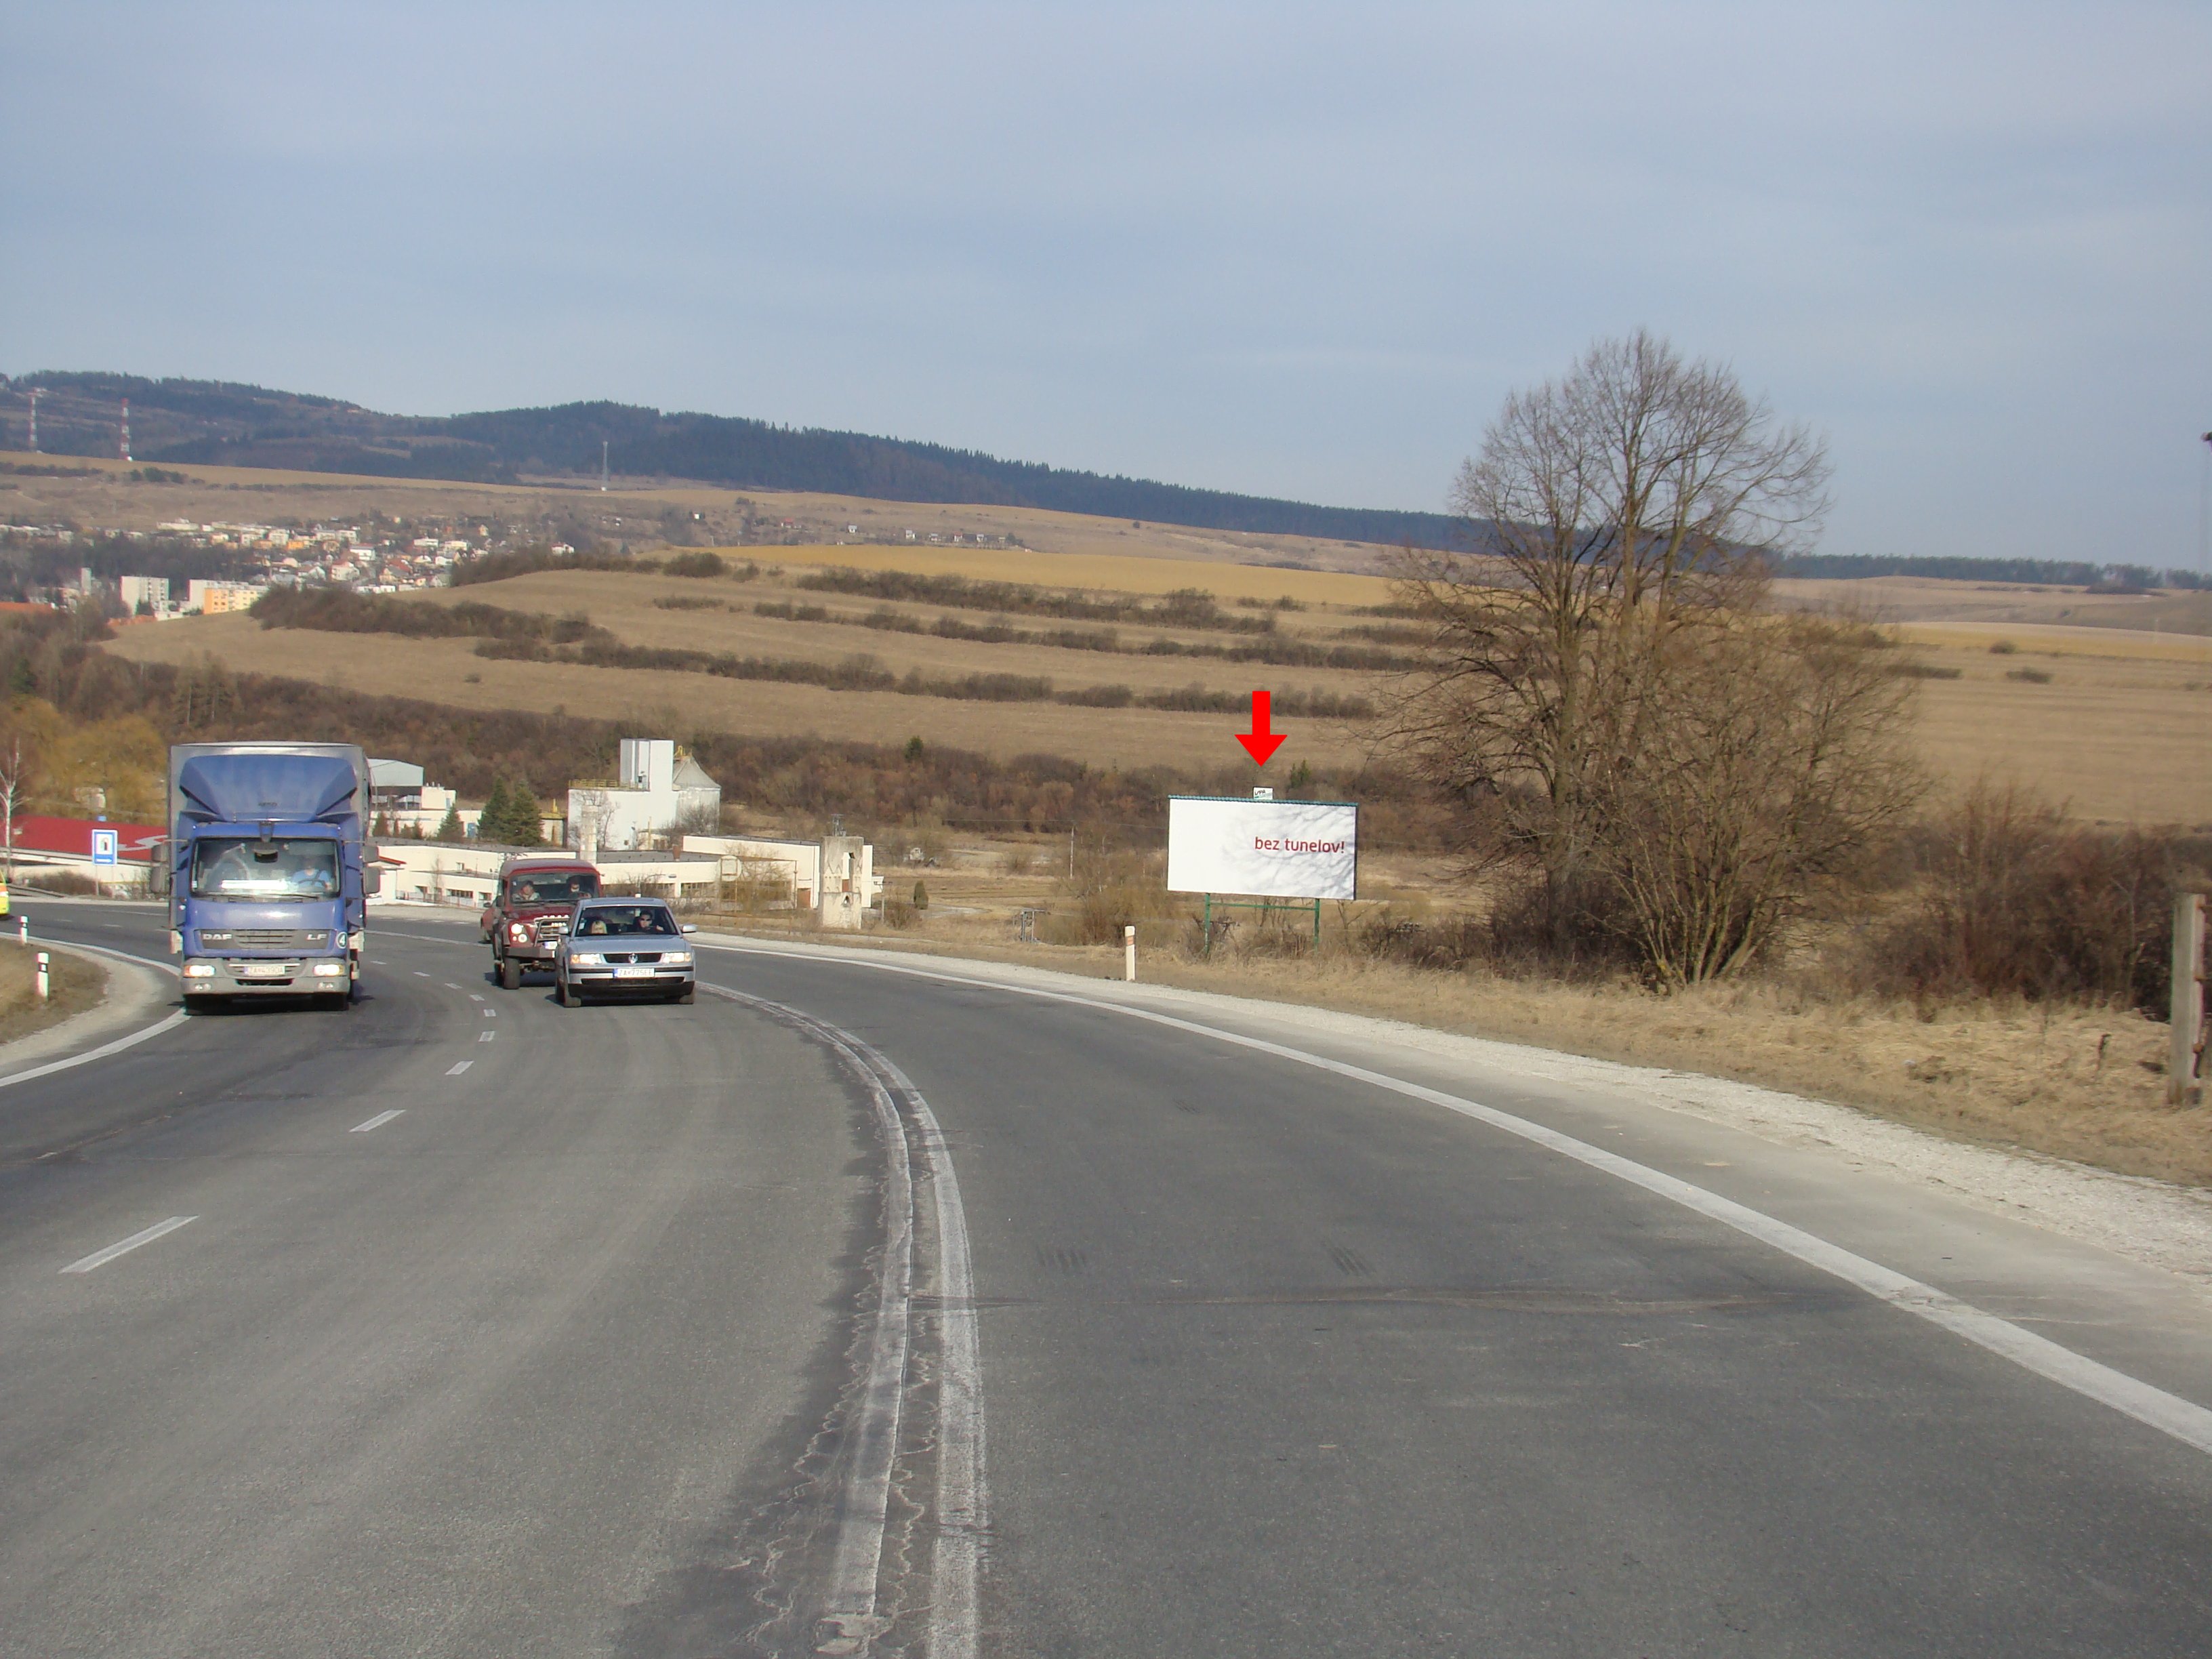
1124;924;1137;983
35;951;49;1000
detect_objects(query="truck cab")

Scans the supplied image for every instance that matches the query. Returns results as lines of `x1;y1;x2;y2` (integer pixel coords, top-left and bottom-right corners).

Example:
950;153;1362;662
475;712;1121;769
483;856;602;989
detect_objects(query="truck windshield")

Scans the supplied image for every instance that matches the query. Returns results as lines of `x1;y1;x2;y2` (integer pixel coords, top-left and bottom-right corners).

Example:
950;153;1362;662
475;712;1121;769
190;837;342;901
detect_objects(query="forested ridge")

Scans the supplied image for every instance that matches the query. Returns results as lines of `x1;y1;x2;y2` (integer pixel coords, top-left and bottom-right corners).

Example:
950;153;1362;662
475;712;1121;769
0;371;1462;548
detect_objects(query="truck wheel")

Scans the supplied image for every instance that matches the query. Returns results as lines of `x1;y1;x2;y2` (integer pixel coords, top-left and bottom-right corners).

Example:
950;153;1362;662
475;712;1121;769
498;954;522;991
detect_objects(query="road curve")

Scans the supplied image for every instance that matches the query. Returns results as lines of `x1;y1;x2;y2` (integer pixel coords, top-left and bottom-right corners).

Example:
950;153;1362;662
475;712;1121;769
2;902;2207;1657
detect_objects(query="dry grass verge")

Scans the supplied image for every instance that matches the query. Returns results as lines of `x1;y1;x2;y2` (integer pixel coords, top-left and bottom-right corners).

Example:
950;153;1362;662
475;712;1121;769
0;941;108;1046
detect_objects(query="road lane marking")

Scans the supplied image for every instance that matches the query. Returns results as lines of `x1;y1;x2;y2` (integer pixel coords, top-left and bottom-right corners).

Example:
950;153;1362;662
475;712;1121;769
369;958;388;965
703;986;984;1658
444;982;461;989
413;971;430;977
445;1061;472;1076
478;1030;495;1042
0;1010;189;1092
350;1109;405;1133
710;943;2212;1463
60;1216;196;1273
482;1008;495;1018
469;994;485;1002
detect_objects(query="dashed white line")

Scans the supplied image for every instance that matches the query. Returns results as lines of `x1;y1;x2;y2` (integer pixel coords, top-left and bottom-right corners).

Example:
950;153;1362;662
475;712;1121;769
478;1030;495;1042
481;1008;496;1018
445;1061;472;1076
444;982;462;990
468;994;485;1002
369;958;388;965
350;1109;405;1134
60;1216;197;1274
412;971;430;978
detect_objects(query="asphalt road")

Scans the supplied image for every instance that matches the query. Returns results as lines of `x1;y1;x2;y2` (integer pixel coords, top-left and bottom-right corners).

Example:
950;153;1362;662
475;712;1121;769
3;903;2208;1657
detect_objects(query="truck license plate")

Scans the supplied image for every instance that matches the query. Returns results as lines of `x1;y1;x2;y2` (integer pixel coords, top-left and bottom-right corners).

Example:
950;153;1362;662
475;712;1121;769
237;963;287;978
613;965;655;979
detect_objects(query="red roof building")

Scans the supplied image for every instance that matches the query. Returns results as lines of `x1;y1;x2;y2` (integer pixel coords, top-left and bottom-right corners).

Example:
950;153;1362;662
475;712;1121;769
6;815;161;863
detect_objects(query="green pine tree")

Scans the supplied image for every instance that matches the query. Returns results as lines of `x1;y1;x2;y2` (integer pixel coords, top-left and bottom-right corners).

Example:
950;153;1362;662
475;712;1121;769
477;777;511;843
434;799;465;842
507;783;544;847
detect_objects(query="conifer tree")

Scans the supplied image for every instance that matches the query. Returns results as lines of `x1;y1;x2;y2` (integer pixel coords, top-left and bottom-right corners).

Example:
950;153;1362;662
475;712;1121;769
476;777;512;842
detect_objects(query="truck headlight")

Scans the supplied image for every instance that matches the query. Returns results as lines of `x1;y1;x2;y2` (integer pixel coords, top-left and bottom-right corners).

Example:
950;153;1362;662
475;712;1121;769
568;951;602;966
311;961;346;977
182;962;216;979
508;922;531;942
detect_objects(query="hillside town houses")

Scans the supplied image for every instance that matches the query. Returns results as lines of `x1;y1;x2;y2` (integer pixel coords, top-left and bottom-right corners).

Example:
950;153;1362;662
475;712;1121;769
0;516;566;615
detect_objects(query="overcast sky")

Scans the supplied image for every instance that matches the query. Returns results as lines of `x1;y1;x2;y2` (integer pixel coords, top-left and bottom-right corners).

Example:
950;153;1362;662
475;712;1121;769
3;2;2206;563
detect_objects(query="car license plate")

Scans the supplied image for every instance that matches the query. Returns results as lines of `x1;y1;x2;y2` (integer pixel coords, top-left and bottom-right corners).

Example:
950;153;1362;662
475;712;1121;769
237;963;287;978
613;965;655;979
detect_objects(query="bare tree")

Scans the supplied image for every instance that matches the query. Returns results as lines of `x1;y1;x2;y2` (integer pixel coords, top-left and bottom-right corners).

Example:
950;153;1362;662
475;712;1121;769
0;737;24;886
1390;331;1914;980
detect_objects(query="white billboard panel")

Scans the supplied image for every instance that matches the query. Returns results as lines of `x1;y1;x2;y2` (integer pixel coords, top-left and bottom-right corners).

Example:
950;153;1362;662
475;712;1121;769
1166;796;1357;901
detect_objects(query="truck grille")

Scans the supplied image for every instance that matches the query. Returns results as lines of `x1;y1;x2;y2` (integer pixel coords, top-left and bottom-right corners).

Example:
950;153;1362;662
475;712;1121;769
533;916;570;941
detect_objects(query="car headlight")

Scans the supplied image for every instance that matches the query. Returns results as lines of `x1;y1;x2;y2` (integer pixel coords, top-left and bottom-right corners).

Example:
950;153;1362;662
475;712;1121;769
311;961;346;977
661;951;693;966
568;951;602;966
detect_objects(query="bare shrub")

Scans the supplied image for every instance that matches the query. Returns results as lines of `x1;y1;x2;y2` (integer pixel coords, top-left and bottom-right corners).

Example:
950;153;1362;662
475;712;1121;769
1865;784;2206;1013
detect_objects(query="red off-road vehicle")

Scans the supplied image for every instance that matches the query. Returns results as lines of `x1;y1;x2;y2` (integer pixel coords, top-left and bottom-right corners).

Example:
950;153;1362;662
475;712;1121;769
482;856;602;989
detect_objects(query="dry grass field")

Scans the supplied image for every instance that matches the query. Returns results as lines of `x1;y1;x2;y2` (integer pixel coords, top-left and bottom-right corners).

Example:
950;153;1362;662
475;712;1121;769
100;534;2212;825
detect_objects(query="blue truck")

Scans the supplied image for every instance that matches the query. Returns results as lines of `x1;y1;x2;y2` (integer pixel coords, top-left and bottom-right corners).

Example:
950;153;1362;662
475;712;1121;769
164;742;378;1012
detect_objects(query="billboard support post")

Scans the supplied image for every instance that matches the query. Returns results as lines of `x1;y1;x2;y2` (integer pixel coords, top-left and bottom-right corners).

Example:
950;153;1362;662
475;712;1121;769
1199;893;1322;956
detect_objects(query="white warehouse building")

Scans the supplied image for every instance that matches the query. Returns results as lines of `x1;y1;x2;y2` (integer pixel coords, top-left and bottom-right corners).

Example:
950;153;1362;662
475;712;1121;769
567;739;722;855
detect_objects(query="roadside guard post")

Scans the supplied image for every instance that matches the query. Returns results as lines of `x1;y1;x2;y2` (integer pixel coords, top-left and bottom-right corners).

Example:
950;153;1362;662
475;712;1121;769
35;951;47;1001
1166;795;1357;955
2175;891;2207;1108
1125;924;1137;983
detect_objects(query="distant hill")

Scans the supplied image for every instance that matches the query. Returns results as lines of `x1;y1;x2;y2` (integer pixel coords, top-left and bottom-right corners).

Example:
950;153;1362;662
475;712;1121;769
0;371;1465;549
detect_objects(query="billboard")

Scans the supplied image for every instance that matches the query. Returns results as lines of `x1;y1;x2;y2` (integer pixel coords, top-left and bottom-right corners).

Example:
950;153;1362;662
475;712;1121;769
1166;796;1358;901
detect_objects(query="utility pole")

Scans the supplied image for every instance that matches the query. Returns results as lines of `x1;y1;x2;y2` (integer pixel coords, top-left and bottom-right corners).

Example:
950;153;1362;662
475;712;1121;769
2198;432;2211;579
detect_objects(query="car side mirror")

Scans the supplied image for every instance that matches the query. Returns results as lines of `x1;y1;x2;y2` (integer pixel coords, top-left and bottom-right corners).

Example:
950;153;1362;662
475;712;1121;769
681;923;697;934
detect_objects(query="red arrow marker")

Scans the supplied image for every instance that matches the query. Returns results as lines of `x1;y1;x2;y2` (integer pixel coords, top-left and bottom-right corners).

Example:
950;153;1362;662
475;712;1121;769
1235;689;1286;765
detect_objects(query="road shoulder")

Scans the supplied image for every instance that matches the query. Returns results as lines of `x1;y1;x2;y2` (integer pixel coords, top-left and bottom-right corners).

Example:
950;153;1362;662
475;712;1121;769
0;938;172;1083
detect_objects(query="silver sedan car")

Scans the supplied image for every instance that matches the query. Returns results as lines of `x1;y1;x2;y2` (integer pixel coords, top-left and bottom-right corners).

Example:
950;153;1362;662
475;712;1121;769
554;899;698;1006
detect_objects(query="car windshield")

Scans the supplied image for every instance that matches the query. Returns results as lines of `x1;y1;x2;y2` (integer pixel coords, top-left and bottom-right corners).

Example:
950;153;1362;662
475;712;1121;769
571;904;678;937
509;871;599;907
190;836;341;901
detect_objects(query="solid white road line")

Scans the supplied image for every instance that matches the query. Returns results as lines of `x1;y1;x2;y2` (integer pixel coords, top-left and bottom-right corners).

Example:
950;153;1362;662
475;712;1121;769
350;1109;405;1133
60;1215;197;1274
0;1011;189;1092
710;941;2212;1463
704;986;984;1659
445;1061;472;1076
